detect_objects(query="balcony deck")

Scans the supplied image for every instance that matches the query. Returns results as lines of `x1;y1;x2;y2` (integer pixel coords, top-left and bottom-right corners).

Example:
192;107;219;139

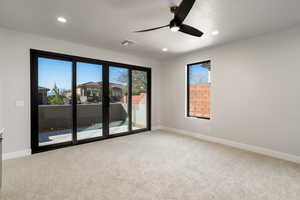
39;125;141;146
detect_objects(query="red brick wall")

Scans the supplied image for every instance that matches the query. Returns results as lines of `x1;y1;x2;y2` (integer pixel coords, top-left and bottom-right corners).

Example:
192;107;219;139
189;84;211;118
122;93;146;105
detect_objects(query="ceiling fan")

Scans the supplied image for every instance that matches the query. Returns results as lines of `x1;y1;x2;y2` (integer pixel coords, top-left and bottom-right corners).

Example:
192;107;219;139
135;0;203;37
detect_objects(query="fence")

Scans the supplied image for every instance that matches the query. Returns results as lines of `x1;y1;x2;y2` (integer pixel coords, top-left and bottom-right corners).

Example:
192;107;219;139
38;103;127;133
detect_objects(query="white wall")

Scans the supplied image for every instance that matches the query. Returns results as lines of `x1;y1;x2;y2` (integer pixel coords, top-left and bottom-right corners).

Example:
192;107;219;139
0;79;3;130
0;28;163;154
161;26;300;157
2;25;300;159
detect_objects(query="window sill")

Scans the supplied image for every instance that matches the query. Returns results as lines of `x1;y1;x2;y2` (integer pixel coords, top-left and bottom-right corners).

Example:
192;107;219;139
186;116;210;120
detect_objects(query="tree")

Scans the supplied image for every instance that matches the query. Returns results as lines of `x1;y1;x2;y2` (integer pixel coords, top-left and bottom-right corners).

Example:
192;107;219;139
47;83;64;105
52;83;60;95
132;71;147;95
48;95;64;105
118;71;147;95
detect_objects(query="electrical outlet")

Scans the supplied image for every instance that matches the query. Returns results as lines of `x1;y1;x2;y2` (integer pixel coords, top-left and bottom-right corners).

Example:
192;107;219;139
16;100;25;107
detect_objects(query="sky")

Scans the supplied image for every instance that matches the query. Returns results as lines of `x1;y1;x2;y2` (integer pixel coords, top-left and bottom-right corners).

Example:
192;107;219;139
189;63;210;84
38;58;128;91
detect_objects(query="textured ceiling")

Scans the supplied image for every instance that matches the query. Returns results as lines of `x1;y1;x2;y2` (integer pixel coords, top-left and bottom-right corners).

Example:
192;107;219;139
1;0;300;59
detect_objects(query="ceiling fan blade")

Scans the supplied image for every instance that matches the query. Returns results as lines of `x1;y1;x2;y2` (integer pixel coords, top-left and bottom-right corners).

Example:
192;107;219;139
134;25;169;32
175;0;195;22
179;24;203;37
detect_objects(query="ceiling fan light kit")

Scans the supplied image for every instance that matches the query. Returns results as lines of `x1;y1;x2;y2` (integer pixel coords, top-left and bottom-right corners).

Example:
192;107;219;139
170;26;180;32
170;20;180;32
135;0;203;37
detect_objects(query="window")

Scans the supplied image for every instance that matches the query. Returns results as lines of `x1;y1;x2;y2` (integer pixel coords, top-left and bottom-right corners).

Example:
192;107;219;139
187;61;211;119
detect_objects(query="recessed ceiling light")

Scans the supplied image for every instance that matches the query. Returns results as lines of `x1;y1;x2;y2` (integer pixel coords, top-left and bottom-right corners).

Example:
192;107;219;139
57;17;67;23
162;48;168;52
212;30;219;36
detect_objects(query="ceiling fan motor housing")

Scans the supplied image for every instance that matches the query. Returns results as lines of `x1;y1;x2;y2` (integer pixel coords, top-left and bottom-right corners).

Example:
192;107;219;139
169;19;180;29
170;6;178;13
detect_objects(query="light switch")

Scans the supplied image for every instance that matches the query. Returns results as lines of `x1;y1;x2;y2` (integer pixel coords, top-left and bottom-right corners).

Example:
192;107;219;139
16;100;25;107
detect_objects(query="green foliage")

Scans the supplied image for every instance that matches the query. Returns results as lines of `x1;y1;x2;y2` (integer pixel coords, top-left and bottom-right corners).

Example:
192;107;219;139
118;70;147;95
47;83;64;105
132;71;147;95
48;95;64;105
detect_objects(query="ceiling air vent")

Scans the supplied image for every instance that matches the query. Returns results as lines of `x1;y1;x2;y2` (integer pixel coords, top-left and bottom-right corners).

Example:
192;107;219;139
121;40;135;46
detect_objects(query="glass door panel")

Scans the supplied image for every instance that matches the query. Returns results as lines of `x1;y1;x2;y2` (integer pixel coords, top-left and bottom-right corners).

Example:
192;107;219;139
76;62;103;140
38;57;73;146
109;67;129;135
132;70;148;130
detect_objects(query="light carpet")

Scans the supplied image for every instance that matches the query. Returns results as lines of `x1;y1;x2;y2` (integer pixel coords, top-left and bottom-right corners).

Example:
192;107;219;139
1;130;300;200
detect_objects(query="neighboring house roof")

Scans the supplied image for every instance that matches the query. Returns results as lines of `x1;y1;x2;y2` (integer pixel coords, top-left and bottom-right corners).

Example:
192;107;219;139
110;82;125;89
38;86;50;91
77;82;103;89
77;81;125;89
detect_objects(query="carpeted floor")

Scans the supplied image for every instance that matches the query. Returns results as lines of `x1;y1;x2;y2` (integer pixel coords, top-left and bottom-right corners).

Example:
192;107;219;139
1;130;300;200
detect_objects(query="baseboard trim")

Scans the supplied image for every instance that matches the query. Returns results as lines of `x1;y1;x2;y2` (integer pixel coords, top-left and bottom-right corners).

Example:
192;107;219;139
3;128;299;164
161;126;300;164
152;125;162;131
3;149;32;160
2;127;162;160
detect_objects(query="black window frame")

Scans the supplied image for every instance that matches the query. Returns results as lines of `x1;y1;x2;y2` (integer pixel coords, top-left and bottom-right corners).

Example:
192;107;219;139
186;60;211;120
30;49;151;153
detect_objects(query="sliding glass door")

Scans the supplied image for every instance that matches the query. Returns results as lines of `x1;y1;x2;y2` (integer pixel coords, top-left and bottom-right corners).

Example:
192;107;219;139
31;49;151;153
37;57;73;147
109;66;129;135
76;62;103;141
132;70;148;130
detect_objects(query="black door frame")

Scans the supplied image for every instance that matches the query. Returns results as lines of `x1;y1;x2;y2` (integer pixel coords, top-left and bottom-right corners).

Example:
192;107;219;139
30;49;151;153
